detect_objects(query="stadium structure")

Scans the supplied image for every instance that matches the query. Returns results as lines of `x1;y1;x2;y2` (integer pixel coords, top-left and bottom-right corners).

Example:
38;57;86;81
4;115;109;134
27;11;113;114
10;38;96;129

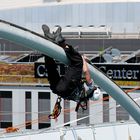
0;0;140;140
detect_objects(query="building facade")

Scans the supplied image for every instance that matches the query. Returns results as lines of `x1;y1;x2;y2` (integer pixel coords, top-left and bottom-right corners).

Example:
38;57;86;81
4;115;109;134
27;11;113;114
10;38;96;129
0;0;140;130
0;0;140;33
0;85;139;130
1;0;140;52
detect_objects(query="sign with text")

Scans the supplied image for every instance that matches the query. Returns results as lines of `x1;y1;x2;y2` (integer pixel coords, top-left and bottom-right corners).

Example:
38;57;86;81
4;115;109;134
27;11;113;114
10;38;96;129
35;63;140;81
94;64;140;81
34;62;65;78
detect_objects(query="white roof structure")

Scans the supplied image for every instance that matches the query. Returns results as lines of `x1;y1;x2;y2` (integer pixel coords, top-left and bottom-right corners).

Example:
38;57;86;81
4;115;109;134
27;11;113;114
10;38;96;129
0;121;140;140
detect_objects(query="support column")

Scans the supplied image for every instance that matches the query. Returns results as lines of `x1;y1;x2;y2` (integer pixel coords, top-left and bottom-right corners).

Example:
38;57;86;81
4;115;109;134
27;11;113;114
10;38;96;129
31;90;38;129
70;101;77;126
109;97;116;122
12;89;25;130
89;94;103;124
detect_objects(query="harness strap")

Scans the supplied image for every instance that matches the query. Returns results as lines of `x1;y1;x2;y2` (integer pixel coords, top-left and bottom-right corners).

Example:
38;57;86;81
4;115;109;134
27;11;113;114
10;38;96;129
75;98;88;112
48;97;62;119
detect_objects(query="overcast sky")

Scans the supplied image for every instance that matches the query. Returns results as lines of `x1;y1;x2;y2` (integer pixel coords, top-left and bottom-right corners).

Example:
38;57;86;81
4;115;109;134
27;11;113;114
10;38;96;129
0;0;140;9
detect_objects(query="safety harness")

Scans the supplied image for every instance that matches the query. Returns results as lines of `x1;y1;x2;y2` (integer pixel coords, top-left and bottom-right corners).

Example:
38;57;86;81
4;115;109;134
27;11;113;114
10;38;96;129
48;97;62;119
48;87;89;119
75;88;89;112
75;98;88;112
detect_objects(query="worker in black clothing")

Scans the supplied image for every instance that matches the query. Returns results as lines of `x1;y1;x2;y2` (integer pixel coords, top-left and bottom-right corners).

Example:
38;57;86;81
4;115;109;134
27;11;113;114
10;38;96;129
42;25;101;118
44;38;83;102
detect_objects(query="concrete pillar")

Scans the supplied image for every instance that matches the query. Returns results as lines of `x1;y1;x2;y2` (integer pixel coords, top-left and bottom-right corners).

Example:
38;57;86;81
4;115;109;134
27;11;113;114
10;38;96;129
31;90;38;129
12;89;25;129
109;97;116;122
70;101;77;126
89;93;103;124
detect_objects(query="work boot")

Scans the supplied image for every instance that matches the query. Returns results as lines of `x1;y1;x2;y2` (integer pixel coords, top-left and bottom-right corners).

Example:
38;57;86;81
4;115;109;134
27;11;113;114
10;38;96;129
53;25;62;38
42;24;55;42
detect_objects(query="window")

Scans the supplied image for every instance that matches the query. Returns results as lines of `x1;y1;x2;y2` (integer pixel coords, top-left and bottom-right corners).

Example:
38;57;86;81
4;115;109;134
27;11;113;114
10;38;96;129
64;100;70;126
77;102;89;125
38;92;50;129
116;103;129;121
103;94;109;122
25;91;31;129
0;91;12;128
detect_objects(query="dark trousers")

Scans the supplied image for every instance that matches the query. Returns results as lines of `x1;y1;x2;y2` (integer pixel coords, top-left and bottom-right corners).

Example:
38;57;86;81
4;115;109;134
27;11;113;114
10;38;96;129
45;45;83;98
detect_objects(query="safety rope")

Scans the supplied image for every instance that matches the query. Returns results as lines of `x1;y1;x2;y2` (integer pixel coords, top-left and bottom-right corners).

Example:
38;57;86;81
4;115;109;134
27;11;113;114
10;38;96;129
125;86;140;93
0;86;139;134
48;96;62;119
0;96;107;135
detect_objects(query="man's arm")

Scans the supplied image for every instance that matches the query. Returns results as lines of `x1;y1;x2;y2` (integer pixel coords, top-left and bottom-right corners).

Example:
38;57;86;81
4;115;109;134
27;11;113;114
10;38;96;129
82;56;94;87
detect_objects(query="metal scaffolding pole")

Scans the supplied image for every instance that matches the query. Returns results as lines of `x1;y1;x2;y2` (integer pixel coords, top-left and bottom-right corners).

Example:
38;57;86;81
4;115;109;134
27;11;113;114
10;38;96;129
0;20;140;125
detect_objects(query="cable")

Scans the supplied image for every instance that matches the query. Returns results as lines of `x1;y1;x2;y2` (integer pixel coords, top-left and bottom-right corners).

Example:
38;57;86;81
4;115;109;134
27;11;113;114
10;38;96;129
0;87;139;135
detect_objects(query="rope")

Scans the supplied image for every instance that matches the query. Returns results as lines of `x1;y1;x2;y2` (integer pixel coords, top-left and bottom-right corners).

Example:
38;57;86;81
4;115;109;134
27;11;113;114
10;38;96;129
0;96;107;135
0;86;139;135
125;86;140;93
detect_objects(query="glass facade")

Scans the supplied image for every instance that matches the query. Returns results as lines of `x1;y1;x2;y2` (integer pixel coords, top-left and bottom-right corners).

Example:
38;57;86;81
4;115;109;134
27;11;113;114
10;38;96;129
38;91;50;128
0;2;140;33
0;91;12;128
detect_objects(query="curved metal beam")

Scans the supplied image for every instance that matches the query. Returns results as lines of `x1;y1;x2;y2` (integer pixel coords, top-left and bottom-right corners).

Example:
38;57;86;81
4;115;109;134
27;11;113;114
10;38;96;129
0;20;140;125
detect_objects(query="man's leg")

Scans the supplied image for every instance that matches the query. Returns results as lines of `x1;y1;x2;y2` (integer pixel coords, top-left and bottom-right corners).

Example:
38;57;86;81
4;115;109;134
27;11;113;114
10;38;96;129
64;45;83;68
55;45;83;99
44;55;60;93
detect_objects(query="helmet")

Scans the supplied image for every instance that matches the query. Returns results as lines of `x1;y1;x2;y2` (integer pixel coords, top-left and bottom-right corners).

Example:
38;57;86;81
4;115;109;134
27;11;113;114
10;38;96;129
90;87;101;101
